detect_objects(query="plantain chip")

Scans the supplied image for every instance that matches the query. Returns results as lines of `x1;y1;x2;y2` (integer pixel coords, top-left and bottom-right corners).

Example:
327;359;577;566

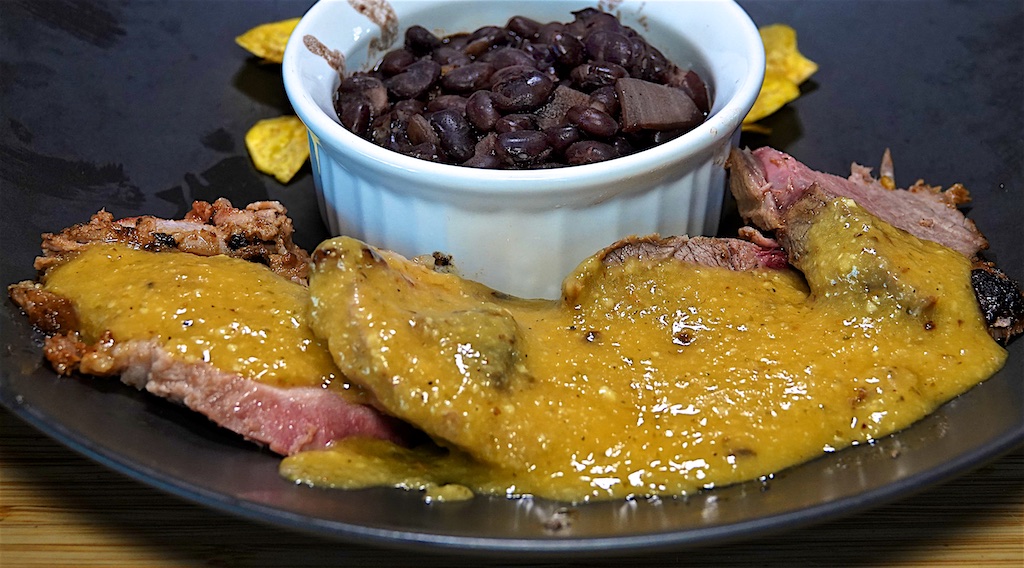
245;116;310;183
235;18;300;63
744;24;818;128
744;73;802;125
761;24;818;84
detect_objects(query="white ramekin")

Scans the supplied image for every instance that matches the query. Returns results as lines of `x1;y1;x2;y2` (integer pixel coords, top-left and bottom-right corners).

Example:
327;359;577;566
284;0;765;299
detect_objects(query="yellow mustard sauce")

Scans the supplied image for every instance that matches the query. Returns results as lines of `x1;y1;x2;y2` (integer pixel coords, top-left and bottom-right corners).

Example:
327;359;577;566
288;197;1006;502
42;243;359;396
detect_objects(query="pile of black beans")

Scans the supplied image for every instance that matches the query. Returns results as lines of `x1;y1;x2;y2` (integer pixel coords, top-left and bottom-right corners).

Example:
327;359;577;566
333;8;710;169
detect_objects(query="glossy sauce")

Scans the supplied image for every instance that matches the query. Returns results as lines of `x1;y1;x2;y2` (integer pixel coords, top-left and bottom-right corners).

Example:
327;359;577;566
289;198;1006;501
43;244;355;395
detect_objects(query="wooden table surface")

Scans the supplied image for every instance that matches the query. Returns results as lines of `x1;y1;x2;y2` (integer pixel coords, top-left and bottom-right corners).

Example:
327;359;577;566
1;409;1020;567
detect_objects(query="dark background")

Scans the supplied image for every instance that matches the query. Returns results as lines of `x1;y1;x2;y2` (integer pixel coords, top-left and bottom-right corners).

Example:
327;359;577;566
1;0;1022;562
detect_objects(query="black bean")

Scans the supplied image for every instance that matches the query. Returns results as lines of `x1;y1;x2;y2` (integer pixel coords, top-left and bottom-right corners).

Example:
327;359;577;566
677;69;711;115
405;25;443;55
570;61;628;91
544;124;582;155
562;13;588;38
338;75;388;115
495;113;538;133
550;32;586;68
429;109;476;163
506;16;541;39
446;32;471;51
471;26;513;45
336;97;373;138
465;90;501;131
490;65;554;112
407;113;440;146
479;47;538;70
610;136;635;157
520;41;557;71
628;36;648;58
335;77;388;138
584;30;634;66
463;25;513;57
332;8;710;169
631;44;672;83
495;130;552;166
652;128;685;145
441;61;496;93
371;112;403;150
566;105;618;138
404;141;446;162
565;140;617;165
392;99;425;120
574;9;622;34
385;59;441;99
588;85;619;115
378;48;416;76
426;94;468;114
432;46;471;67
535;22;566;44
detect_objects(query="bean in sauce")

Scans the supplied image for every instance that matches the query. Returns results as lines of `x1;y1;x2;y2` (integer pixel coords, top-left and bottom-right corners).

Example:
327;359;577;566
333;8;710;169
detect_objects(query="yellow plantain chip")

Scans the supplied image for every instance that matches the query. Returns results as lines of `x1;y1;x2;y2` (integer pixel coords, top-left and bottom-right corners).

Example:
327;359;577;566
744;73;802;124
744;24;818;127
235;18;300;63
245;116;310;183
761;24;818;84
739;122;773;136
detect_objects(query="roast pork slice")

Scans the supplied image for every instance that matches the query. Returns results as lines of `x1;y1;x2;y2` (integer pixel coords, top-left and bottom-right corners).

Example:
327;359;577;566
728;147;988;258
596;234;789;272
728;146;1024;342
38;332;410;454
9;200;412;454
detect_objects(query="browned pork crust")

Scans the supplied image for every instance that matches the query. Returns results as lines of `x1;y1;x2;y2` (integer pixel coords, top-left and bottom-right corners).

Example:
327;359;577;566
8;281;78;335
971;261;1024;343
35;198;311;284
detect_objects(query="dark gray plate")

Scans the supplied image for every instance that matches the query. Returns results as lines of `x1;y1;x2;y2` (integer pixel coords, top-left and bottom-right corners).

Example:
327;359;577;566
1;0;1021;556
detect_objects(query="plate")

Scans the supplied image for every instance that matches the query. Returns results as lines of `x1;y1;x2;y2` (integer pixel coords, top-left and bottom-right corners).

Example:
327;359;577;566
1;0;1022;556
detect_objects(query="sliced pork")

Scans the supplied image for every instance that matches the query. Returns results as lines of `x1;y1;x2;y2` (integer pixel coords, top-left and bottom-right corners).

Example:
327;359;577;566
595;234;788;271
8;200;411;454
728;146;987;257
728;146;1024;342
37;332;410;454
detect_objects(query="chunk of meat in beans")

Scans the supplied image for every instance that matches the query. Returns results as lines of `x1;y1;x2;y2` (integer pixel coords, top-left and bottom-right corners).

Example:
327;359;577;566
332;8;710;169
